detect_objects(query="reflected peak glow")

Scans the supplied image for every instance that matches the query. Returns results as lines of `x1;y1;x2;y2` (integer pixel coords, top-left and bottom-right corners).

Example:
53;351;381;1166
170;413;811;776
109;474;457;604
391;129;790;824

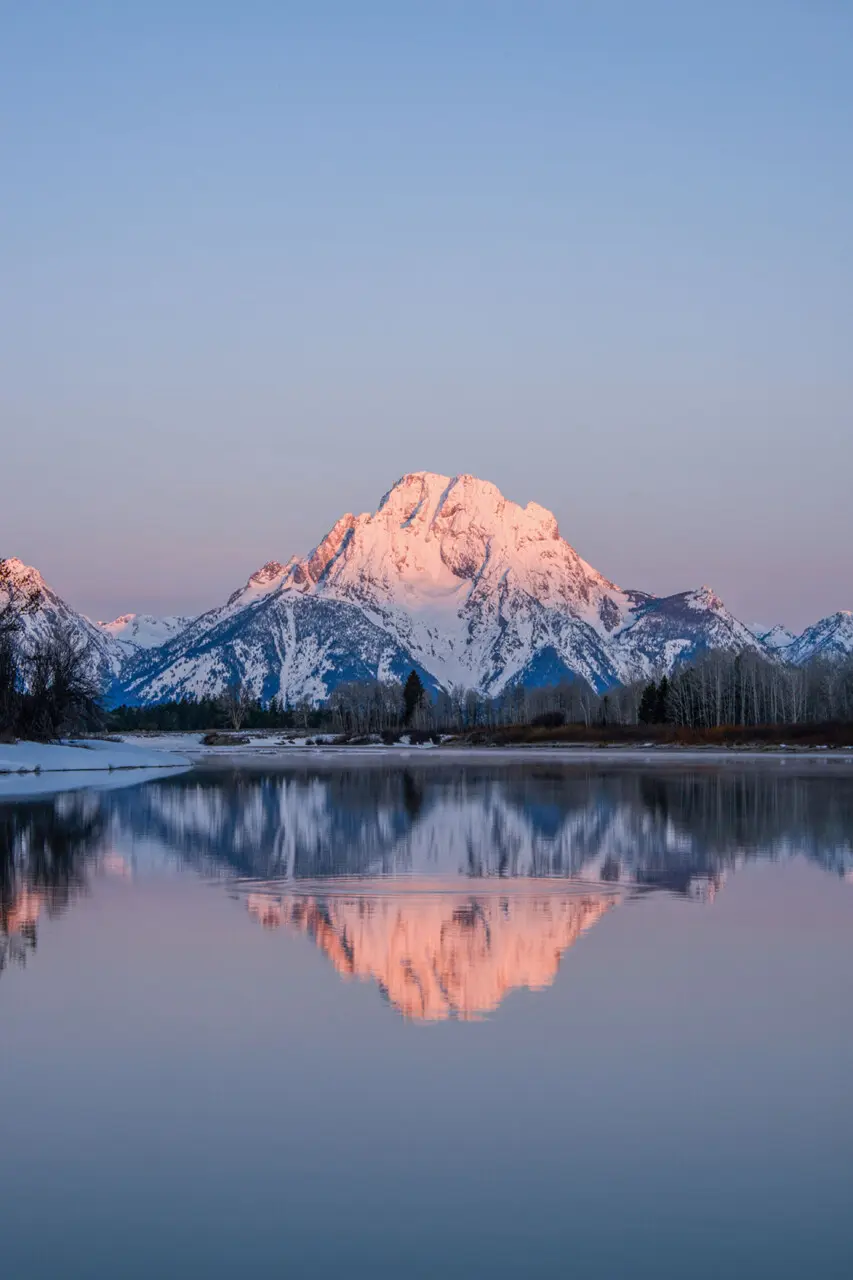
245;887;619;1021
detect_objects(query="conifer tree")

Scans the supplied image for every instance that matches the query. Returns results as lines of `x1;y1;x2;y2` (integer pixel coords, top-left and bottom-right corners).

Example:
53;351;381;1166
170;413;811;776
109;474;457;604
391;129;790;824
638;681;658;724
655;675;671;723
402;670;425;725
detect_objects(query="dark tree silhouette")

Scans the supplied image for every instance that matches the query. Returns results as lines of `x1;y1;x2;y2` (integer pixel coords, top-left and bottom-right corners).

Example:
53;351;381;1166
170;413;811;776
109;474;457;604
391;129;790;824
402;670;425;725
0;559;43;738
638;677;671;725
18;626;102;740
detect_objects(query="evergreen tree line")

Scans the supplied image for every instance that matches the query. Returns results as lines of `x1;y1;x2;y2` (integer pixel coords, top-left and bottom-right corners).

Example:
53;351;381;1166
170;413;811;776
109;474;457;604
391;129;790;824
109;693;316;733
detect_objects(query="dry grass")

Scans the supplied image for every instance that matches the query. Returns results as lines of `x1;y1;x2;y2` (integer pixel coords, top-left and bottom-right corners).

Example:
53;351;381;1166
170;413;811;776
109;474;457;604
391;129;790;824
455;722;853;748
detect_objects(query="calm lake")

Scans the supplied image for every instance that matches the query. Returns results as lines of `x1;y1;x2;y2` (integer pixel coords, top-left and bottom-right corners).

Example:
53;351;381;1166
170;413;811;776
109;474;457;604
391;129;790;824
2;757;853;1278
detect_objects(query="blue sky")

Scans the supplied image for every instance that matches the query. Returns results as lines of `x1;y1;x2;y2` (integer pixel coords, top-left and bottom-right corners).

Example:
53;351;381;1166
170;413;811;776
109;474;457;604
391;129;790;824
2;1;851;628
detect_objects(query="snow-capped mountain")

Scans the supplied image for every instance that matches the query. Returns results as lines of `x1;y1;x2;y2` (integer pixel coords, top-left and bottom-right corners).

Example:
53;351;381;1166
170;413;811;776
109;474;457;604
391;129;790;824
752;623;796;652
613;586;767;681
116;472;772;703
119;589;439;706
0;557;124;684
748;615;853;665
6;473;850;705
97;613;193;653
783;612;853;665
0;559;189;693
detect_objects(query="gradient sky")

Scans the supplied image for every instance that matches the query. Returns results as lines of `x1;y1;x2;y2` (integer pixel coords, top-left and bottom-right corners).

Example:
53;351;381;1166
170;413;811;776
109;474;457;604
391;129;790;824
2;1;851;629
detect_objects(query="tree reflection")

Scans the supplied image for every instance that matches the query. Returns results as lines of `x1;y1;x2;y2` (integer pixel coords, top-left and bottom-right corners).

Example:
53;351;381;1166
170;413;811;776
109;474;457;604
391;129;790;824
108;762;853;887
0;796;105;974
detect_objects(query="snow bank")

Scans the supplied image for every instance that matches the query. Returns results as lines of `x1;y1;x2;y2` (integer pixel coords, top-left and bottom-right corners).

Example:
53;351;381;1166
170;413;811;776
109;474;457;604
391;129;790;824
97;732;853;765
0;739;191;775
116;731;339;755
113;732;207;752
0;764;191;800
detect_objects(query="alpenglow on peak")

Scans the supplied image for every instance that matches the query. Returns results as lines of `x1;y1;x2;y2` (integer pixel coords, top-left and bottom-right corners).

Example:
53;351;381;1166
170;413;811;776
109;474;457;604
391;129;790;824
113;471;771;705
17;472;834;707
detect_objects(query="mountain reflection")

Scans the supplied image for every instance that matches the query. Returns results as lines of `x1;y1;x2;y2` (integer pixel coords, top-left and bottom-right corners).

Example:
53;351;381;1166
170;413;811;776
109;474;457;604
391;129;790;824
108;763;853;887
3;763;853;1012
243;886;619;1020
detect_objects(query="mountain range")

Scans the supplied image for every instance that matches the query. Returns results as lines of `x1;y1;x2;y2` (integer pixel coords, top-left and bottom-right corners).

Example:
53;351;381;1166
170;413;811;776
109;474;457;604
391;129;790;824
2;471;851;705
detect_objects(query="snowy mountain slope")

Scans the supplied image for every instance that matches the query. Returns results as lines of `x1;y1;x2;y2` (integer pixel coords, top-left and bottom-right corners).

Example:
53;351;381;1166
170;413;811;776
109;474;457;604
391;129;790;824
119;586;438;706
104;473;658;702
276;472;646;693
230;471;768;699
747;614;853;665
783;612;853;665
107;472;659;702
0;558;124;685
613;587;770;682
97;613;193;652
8;470;838;706
752;623;796;651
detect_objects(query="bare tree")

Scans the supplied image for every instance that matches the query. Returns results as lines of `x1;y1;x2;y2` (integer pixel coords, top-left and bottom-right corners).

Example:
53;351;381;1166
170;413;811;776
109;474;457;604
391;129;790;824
19;625;102;741
220;677;254;730
0;632;21;737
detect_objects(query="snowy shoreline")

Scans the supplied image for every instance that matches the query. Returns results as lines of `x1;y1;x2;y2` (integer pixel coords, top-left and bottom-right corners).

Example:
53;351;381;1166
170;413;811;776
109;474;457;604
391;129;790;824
106;732;853;762
4;736;853;794
0;738;191;776
107;734;853;770
188;747;853;767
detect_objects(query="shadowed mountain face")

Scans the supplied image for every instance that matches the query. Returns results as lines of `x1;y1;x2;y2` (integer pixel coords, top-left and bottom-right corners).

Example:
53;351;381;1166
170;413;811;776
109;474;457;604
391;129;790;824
3;763;853;1015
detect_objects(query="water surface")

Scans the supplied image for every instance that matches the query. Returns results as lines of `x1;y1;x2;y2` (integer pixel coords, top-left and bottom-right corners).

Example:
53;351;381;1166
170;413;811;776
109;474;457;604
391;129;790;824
2;760;852;1277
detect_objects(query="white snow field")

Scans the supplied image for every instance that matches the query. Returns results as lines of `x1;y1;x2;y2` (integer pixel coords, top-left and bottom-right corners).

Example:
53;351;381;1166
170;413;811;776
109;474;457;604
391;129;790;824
0;738;191;775
110;733;853;766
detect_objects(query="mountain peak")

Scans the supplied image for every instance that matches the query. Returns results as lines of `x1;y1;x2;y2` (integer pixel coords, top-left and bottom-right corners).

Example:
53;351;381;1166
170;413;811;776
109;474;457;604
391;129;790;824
0;557;48;593
249;560;288;587
96;613;194;650
367;471;564;555
753;623;796;651
226;559;293;608
786;611;853;664
244;471;634;692
685;585;724;612
376;471;560;536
